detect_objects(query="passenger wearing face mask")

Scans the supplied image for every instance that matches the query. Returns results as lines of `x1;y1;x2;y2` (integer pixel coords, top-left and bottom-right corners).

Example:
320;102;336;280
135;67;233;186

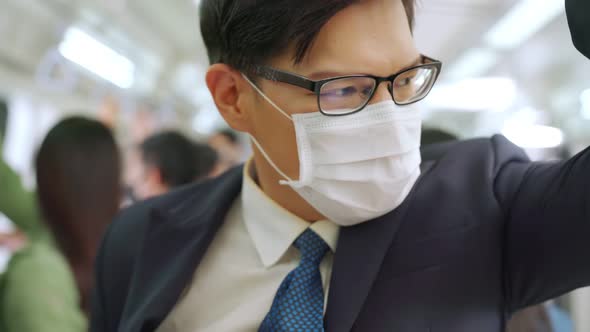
91;1;590;331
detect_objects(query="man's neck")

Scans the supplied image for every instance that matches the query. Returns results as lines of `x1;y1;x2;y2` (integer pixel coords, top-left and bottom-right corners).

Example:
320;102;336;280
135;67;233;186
250;153;324;223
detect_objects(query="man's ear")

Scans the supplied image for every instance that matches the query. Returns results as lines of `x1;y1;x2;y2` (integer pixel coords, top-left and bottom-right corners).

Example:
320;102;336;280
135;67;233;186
145;166;163;187
206;64;253;133
145;166;169;196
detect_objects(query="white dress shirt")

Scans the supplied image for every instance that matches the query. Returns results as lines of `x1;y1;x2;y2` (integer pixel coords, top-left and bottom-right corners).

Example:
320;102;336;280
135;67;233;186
157;160;340;332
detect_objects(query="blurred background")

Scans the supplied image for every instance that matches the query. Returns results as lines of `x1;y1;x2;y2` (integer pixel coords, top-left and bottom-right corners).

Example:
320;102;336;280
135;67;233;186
0;0;588;330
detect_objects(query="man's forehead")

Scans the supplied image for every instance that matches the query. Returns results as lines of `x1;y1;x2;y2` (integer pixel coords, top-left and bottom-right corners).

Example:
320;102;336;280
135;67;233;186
287;0;417;78
301;56;422;80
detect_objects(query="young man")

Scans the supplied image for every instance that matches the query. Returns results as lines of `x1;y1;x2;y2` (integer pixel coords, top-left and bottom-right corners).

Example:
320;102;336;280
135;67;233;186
127;131;218;200
91;1;590;331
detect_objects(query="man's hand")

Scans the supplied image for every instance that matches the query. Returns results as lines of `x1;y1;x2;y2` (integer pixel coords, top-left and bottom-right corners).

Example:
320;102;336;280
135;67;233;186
566;0;590;59
0;230;27;253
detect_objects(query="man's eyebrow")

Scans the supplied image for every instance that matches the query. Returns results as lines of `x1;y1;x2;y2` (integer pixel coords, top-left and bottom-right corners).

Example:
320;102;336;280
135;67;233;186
305;55;424;81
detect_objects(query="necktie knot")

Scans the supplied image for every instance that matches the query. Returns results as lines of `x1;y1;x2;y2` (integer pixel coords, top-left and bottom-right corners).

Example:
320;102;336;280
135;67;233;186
294;228;329;265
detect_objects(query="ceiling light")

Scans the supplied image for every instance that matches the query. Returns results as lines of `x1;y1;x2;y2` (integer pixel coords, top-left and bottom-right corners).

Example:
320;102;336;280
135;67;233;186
59;27;135;89
426;77;517;112
485;0;564;50
502;123;564;148
447;48;498;80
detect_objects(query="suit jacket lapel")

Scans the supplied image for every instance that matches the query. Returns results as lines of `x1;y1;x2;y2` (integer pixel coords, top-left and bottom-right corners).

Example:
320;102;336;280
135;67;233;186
119;159;435;332
120;167;244;332
324;161;434;332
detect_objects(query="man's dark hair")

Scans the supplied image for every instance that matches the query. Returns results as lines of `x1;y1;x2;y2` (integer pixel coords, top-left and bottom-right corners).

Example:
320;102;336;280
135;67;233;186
200;0;416;72
140;131;217;186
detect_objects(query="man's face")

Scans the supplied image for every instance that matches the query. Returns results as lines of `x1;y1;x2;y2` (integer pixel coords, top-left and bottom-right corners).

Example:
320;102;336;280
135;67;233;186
242;0;419;180
126;149;167;200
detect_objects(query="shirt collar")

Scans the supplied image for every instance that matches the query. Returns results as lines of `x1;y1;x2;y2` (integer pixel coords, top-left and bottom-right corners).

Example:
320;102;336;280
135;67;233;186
241;159;339;268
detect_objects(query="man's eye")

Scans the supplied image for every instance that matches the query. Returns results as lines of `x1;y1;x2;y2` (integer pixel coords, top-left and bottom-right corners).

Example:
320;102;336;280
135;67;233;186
396;76;414;87
321;86;358;97
360;86;374;97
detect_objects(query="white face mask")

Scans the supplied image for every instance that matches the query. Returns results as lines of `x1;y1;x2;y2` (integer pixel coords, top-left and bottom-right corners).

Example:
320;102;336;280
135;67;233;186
244;76;423;226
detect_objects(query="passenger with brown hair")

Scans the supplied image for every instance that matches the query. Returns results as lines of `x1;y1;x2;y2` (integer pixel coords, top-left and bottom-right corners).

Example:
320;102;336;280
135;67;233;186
0;116;120;331
35;116;122;314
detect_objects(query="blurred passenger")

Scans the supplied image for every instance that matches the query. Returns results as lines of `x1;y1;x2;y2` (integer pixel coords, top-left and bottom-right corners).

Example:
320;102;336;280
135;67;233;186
420;128;459;164
208;128;243;174
507;305;554;332
0;98;7;140
0;116;119;331
128;131;218;200
0;225;27;276
547;301;574;332
1;138;84;332
35;116;121;315
0;230;27;254
194;141;220;180
421;127;459;146
0;139;48;242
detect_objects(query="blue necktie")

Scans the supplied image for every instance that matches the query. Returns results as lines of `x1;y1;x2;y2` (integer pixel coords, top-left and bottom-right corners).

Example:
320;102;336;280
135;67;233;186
259;228;330;332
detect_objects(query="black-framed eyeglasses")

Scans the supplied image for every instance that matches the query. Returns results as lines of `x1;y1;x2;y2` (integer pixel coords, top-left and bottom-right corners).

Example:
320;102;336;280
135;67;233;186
251;54;442;116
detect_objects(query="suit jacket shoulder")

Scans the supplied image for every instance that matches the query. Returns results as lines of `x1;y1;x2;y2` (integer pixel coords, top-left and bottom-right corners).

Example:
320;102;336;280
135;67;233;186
92;167;243;331
92;184;194;330
421;135;530;207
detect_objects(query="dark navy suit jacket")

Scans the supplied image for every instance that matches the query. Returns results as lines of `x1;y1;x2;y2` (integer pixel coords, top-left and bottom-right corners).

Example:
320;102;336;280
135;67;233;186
90;135;590;332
